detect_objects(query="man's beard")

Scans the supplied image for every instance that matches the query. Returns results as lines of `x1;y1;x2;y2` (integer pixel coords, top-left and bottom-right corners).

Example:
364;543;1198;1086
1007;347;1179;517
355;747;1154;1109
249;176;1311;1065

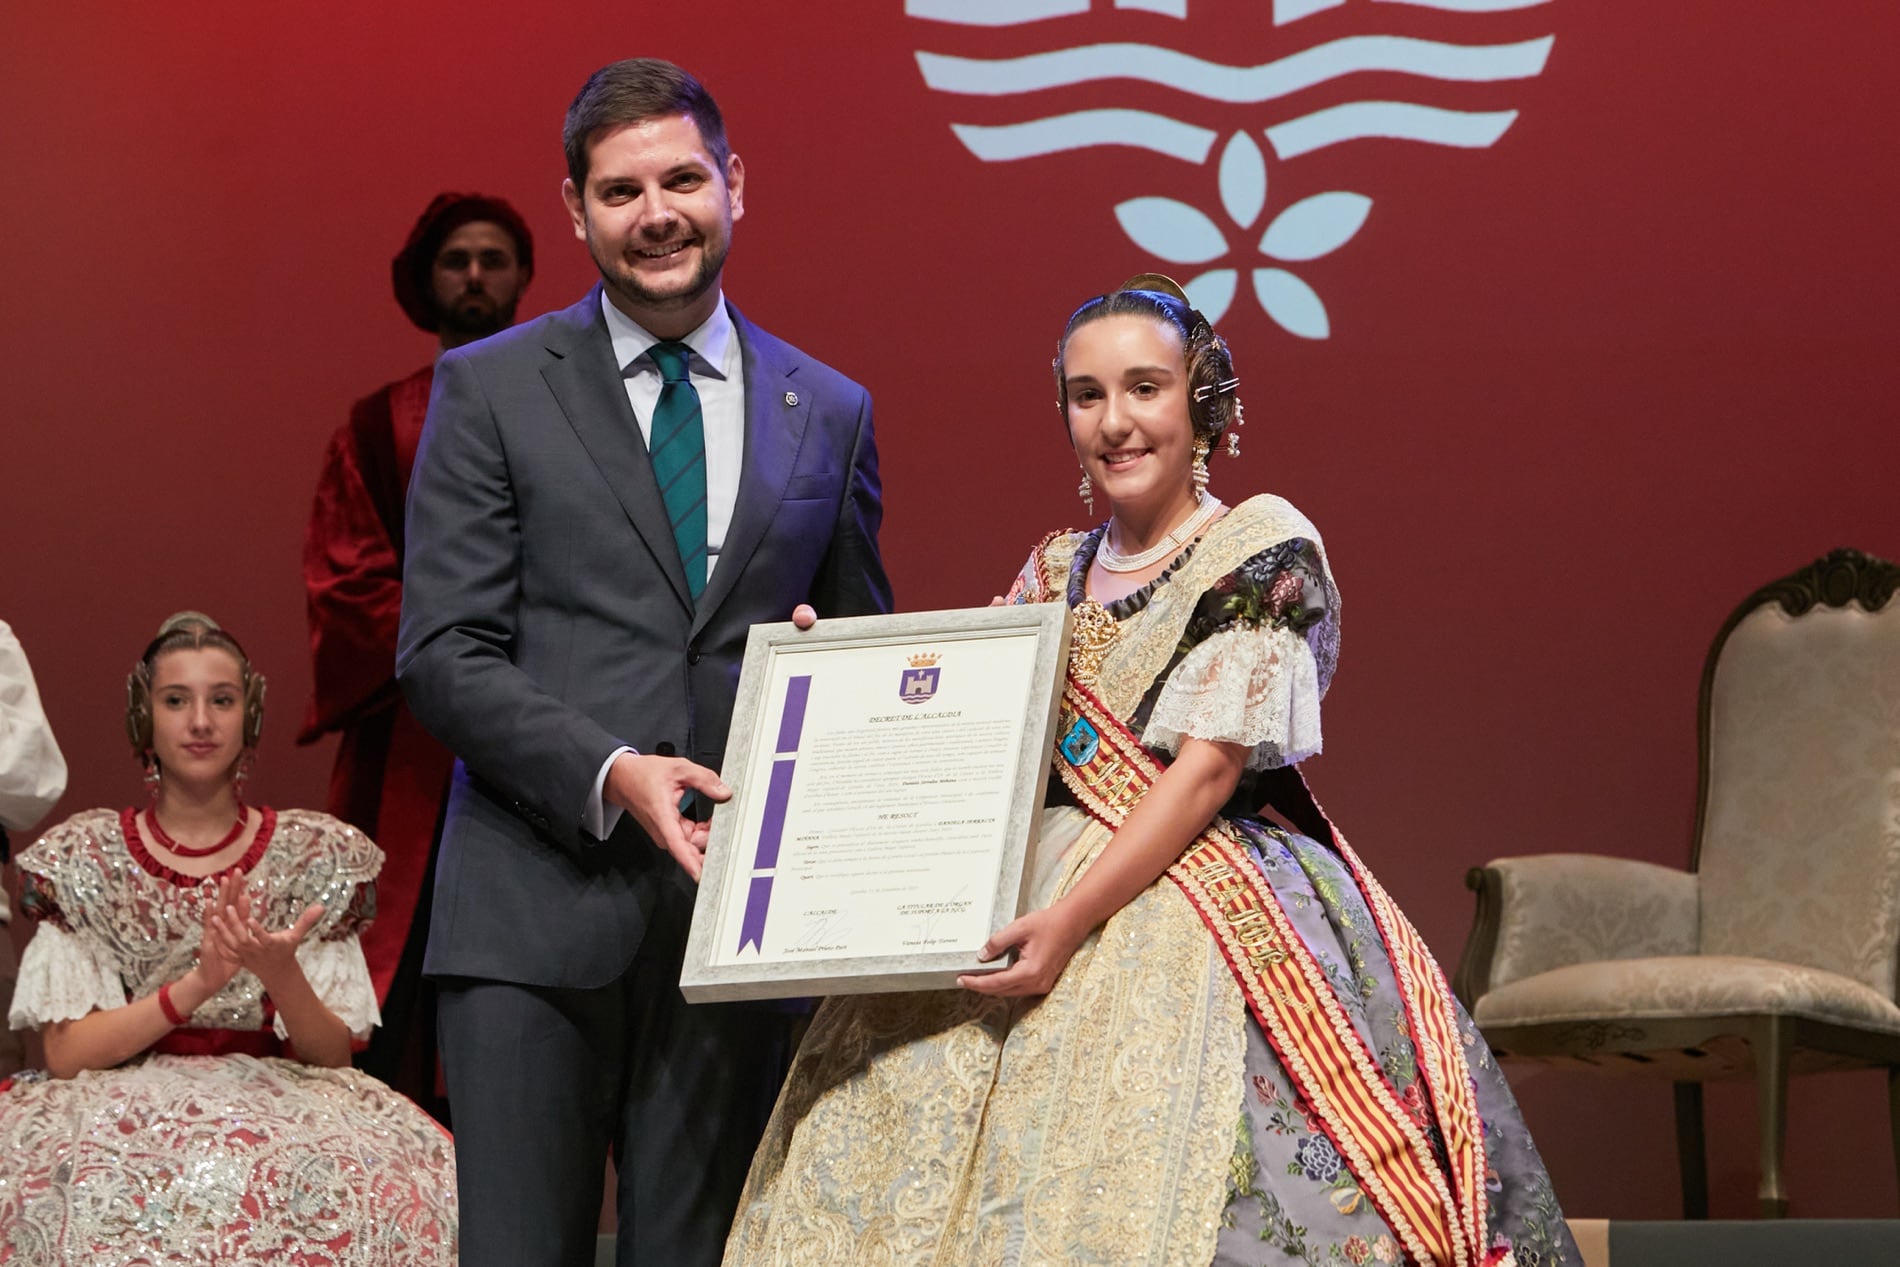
437;295;517;339
594;232;725;313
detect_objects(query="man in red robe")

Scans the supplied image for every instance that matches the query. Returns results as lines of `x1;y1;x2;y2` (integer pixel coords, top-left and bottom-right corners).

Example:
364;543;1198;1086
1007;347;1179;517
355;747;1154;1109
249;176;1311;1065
300;193;533;1114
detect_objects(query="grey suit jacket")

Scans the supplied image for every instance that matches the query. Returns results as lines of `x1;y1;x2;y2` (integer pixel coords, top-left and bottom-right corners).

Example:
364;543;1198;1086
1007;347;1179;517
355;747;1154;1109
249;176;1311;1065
397;287;892;989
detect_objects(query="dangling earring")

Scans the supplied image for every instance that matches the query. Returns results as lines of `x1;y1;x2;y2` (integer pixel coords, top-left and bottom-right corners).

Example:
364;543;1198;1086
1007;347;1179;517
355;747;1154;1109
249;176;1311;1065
1227;398;1247;458
1191;439;1211;498
1077;464;1095;516
143;755;161;796
232;751;254;801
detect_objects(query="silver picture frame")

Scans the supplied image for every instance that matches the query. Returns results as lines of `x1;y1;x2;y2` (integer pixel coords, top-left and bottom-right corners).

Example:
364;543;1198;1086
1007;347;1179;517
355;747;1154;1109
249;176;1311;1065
680;603;1072;1002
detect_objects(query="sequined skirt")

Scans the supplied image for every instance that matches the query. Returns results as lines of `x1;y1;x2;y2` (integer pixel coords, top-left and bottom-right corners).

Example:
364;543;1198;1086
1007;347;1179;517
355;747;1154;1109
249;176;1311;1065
0;1053;456;1265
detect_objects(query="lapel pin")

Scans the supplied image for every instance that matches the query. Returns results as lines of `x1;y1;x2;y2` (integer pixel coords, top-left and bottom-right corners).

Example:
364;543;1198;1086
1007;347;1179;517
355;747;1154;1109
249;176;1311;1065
783;391;799;407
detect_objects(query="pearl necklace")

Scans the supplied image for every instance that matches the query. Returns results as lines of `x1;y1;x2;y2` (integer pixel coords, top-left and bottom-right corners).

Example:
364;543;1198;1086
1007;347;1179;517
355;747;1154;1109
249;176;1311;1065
1098;495;1224;573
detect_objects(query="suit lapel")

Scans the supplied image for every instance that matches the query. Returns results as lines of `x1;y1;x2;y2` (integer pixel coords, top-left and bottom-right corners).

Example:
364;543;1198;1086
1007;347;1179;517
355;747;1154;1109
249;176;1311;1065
693;304;809;634
540;286;693;611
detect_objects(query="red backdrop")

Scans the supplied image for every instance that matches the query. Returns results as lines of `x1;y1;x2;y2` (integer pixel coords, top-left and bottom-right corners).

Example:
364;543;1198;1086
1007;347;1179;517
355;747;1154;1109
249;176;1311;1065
3;0;1896;1220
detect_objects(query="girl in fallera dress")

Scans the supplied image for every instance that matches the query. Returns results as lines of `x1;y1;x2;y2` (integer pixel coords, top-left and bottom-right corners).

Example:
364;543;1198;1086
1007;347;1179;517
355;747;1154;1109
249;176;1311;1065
725;279;1577;1266
0;613;455;1264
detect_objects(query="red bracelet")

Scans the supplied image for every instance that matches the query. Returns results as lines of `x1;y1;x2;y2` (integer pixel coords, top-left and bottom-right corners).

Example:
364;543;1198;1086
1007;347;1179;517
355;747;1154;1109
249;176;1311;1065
156;982;187;1027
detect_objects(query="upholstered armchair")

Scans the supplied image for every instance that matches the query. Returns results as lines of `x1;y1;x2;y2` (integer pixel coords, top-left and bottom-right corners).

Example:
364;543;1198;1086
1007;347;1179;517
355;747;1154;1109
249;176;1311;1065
1454;548;1900;1218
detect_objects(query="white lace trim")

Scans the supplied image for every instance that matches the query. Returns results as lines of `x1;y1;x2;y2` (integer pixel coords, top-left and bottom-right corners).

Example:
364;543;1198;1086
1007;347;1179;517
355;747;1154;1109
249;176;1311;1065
1141;623;1322;770
9;921;126;1030
272;937;381;1042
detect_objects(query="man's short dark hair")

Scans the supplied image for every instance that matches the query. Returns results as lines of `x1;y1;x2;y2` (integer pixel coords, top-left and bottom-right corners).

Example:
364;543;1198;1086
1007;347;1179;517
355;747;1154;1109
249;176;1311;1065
563;58;730;188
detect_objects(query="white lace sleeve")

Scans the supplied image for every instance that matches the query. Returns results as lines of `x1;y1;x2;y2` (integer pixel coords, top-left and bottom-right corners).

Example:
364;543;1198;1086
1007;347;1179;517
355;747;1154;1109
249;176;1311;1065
272;936;382;1042
1141;622;1322;770
9;922;126;1031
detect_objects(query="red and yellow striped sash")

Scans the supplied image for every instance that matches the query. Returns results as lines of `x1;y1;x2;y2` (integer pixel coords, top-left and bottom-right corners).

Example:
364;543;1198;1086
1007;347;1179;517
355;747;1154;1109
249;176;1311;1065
1053;676;1499;1267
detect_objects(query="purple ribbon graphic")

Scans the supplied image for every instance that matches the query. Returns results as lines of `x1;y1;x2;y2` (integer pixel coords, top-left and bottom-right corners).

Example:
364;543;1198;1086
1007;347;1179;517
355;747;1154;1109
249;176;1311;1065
740;675;812;954
776;674;811;753
738;876;775;956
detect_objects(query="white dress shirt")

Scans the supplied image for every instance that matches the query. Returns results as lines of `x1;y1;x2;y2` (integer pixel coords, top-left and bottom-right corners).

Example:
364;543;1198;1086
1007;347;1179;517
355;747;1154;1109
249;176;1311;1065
585;293;749;841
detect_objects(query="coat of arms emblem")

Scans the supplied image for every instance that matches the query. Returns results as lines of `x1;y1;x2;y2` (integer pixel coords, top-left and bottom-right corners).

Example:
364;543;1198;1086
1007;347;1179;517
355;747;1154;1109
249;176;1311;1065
899;652;942;705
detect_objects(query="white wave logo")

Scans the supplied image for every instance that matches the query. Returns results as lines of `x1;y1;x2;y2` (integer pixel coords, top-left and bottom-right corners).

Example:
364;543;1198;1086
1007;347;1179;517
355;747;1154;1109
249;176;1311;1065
908;0;1554;338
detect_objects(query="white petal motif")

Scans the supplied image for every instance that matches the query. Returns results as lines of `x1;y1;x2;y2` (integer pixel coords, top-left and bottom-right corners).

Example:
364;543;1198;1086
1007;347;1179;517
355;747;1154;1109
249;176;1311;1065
1115;197;1230;264
1259;192;1372;262
1218;132;1268;229
1253;269;1331;339
1184;270;1239;323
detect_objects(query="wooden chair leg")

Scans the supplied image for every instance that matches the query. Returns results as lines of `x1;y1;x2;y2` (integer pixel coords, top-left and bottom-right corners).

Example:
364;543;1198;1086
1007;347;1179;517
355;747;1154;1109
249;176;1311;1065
1673;1081;1709;1219
1754;1016;1791;1218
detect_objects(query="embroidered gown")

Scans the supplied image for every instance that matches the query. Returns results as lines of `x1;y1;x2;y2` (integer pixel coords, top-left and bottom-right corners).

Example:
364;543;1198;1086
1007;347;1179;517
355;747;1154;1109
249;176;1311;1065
725;496;1576;1267
0;807;457;1265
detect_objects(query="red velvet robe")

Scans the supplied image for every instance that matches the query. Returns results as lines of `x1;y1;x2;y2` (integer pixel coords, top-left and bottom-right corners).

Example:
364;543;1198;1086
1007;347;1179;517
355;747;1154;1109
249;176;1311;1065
299;365;453;1007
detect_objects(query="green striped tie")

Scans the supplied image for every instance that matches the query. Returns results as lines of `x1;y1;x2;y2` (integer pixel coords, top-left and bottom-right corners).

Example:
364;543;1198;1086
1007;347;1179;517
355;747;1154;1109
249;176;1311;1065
646;341;708;600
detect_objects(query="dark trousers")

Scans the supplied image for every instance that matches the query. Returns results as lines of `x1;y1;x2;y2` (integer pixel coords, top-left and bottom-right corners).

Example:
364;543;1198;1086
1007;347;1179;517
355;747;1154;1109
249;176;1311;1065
437;919;791;1267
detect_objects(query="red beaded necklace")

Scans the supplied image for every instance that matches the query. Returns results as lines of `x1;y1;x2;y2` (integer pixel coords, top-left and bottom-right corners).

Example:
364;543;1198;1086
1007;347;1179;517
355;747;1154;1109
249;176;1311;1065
144;801;250;858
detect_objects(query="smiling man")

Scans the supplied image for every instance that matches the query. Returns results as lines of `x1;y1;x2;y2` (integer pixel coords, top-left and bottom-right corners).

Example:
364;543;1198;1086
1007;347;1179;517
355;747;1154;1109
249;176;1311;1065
396;59;891;1266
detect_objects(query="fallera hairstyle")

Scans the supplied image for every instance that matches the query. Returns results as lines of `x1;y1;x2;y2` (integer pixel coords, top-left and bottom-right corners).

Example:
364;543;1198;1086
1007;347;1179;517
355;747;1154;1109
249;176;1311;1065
563;58;731;188
125;611;267;757
1053;273;1242;452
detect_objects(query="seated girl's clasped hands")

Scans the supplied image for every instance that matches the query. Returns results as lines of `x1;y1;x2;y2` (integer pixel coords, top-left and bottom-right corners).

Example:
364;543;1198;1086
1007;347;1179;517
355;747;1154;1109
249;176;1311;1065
201;870;324;999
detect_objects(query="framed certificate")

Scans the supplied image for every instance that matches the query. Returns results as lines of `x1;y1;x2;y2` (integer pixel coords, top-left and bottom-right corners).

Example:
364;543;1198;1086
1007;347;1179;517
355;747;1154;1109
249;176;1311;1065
680;603;1072;1002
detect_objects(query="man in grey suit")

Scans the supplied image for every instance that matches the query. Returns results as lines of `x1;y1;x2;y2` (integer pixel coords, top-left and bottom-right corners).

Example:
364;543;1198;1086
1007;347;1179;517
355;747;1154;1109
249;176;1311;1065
397;58;892;1266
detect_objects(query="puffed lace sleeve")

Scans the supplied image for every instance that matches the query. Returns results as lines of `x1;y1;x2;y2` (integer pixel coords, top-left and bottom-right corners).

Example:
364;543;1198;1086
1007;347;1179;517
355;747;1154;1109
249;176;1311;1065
1142;538;1334;770
274;934;381;1043
264;811;383;1042
9;874;126;1030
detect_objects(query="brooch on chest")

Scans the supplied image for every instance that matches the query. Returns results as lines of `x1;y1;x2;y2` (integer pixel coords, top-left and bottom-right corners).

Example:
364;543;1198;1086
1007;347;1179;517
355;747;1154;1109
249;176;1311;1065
1068;597;1120;690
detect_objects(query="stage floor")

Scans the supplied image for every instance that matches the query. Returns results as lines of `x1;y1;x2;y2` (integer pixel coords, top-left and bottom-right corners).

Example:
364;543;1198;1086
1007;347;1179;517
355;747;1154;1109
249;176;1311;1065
1573;1218;1900;1266
595;1220;1900;1264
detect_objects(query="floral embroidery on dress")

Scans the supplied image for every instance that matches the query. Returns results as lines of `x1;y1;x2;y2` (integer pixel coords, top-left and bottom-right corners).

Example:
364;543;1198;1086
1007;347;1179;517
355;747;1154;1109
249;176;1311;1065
1179;537;1329;655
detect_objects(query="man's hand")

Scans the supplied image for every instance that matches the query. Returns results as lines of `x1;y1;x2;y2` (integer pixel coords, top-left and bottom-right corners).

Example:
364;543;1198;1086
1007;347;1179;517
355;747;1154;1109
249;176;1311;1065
604;753;731;881
792;603;817;630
